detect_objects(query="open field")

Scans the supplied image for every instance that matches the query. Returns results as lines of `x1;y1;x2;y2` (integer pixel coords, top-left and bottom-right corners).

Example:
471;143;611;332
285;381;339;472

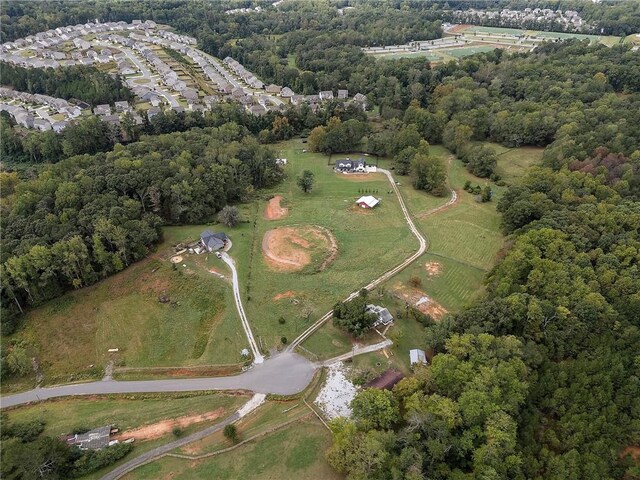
227;140;418;354
124;419;338;480
3;242;244;390
4;392;245;439
466;25;525;36
489;142;544;181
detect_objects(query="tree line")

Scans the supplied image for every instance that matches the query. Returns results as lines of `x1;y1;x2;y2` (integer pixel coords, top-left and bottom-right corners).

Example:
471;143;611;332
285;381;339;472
1;63;133;106
0;124;280;334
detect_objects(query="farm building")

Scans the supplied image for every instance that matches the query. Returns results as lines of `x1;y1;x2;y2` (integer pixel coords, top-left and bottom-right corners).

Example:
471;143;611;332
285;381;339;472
365;369;404;390
335;157;366;173
200;230;229;252
356;196;380;209
409;348;428;366
366;304;393;326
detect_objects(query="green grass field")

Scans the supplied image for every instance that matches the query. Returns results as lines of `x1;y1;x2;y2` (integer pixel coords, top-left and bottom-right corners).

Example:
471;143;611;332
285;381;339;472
4;393;245;438
444;45;499;58
124;419;338;480
227;140;418;353
467;25;525;36
3;248;244;389
489;143;544;181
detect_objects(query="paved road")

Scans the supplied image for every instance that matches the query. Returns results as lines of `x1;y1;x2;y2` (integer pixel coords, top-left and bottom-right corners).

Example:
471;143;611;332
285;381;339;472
288;168;429;350
323;339;393;366
100;394;265;480
220;252;264;364
0;353;312;408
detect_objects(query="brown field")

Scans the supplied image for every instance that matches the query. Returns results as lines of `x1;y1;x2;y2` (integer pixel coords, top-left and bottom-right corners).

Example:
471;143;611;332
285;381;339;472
262;226;337;272
264;195;288;220
391;282;448;320
425;261;443;277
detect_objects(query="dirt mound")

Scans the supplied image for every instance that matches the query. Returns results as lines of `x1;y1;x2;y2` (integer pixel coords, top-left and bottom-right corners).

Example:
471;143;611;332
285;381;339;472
273;290;297;300
114;407;225;441
170;256;183;264
262;226;337;272
391;282;448;320
425;262;442;277
264;195;288;220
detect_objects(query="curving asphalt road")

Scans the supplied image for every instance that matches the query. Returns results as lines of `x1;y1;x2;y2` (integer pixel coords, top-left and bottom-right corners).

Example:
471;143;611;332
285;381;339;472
0;353;312;408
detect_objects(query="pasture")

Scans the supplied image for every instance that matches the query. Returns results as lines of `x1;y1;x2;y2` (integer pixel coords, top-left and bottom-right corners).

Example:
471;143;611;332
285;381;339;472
124;419;338;480
3;244;243;389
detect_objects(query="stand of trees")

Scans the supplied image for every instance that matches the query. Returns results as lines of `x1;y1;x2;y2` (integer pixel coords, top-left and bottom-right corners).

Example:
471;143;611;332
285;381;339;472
333;290;377;338
0;124;280;334
1;416;133;478
0;63;133;106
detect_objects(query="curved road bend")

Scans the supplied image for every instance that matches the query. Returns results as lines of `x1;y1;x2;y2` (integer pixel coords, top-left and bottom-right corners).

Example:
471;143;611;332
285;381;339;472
0;353;311;409
220;252;264;364
288;168;433;350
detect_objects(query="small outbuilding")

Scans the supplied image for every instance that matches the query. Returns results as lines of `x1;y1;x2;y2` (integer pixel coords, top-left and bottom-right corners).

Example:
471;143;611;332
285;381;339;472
409;348;428;366
356;196;380;209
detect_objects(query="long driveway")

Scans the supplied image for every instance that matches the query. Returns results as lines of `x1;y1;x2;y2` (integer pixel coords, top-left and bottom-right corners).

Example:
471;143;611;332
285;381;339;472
220;252;264;364
288;168;431;350
0;353;312;408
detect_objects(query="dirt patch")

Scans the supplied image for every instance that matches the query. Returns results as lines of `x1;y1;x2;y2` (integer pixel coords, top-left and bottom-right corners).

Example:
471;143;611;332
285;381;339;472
622;446;640;460
273;290;297;300
170;256;183;264
262;225;337;272
391;282;448;320
425;262;442;277
448;24;471;34
337;172;383;182
114;408;226;441
348;203;374;215
264;195;288;220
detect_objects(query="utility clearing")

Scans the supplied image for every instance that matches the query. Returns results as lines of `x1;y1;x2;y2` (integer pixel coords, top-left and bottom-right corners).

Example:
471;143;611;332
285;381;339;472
264;195;289;220
262;225;337;272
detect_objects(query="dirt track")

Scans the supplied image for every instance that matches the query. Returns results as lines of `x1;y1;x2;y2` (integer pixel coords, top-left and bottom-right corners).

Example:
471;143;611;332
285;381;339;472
114;408;226;441
264;195;288;220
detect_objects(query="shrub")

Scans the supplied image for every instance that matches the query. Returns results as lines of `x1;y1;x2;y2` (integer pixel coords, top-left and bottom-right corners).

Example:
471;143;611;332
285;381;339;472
172;426;183;437
281;336;288;344
223;424;238;443
278;317;286;324
408;275;422;288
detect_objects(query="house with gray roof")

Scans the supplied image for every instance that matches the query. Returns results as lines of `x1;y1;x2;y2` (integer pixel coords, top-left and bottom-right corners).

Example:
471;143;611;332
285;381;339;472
366;304;394;327
200;230;229;252
93;104;111;116
69;425;112;450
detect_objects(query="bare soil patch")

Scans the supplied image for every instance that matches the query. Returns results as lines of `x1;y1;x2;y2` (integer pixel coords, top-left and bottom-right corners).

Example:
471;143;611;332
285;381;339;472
114;407;226;441
262;226;337;272
337;172;383;182
448;24;471;34
622;446;640;460
425;262;443;277
264;195;288;220
348;203;374;215
170;255;183;264
273;290;297;301
391;282;448;320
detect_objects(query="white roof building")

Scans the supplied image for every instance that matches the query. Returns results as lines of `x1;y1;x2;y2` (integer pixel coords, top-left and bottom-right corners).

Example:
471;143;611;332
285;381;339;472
409;349;428;366
356;195;380;208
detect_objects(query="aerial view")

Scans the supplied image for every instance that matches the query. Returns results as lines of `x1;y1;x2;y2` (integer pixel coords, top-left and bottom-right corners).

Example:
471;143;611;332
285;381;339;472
0;0;639;478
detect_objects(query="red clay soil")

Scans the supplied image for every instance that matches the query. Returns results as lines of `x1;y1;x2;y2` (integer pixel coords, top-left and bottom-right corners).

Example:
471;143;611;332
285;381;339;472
425;262;443;277
114;407;226;441
622;446;640;460
273;290;297;300
264;195;288;220
391;282;448;320
262;226;337;272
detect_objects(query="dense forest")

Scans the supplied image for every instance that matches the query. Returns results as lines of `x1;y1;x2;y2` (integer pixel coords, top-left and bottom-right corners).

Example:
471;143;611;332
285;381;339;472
0;124;280;333
0;63;133;107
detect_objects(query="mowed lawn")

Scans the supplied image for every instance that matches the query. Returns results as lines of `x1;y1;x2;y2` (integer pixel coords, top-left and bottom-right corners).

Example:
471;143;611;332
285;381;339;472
124;420;340;480
4;250;242;388
230;139;419;352
488;142;544;181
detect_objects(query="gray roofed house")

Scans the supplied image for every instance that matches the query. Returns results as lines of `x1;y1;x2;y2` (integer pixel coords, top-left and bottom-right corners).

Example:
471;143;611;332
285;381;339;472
319;90;334;100
280;87;294;98
33;119;52;131
147;107;161;119
200;230;229;252
93;104;111;115
337;89;348;99
265;84;282;94
102;114;120;125
366;304;394;327
114;101;130;112
52;120;69;133
335;157;366;173
70;425;112;450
